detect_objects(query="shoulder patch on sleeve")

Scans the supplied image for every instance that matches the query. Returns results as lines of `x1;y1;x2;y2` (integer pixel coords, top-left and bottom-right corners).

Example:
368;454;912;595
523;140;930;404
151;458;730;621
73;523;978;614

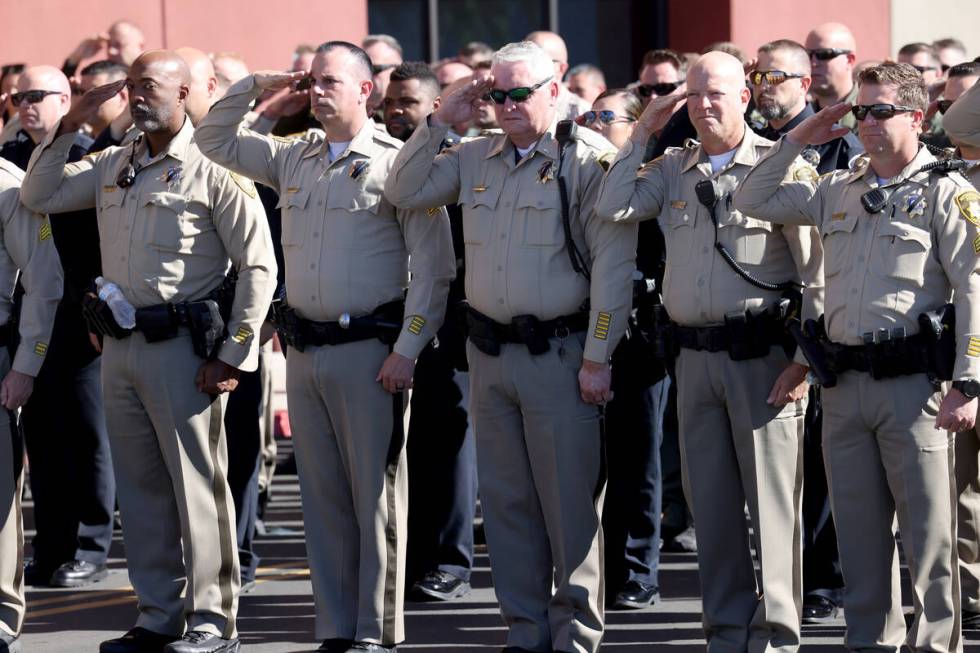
956;190;980;227
792;163;819;182
39;221;52;241
229;171;257;199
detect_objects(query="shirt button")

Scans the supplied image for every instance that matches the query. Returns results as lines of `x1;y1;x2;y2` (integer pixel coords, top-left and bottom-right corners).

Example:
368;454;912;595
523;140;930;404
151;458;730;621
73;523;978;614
702;246;709;254
858;255;865;263
504;202;512;208
310;263;316;269
697;278;704;287
497;266;503;271
500;233;507;239
498;298;504;304
851;288;857;294
317;200;323;206
313;232;320;238
311;295;317;302
848;320;854;328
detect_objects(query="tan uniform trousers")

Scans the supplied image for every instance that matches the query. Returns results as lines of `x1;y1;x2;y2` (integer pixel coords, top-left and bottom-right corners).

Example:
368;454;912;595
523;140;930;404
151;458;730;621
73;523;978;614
285;338;407;646
257;342;276;496
675;347;805;653
102;331;240;638
467;334;605;653
957;426;980;614
823;372;959;653
0;350;23;638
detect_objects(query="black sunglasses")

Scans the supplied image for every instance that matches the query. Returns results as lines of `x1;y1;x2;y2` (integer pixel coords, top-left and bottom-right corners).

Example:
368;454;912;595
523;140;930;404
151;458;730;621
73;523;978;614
851;103;916;121
637;81;681;98
370;63;398;76
576;110;636;127
938;99;954;114
807;48;851;61
486;76;552;105
11;89;63;106
749;70;805;86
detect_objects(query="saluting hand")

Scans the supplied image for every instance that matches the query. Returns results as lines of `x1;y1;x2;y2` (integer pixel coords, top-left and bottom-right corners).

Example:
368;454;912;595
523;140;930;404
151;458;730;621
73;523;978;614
785;102;853;146
253;70;309;93
60;78;127;134
936;387;977;432
630;83;687;145
432;73;494;128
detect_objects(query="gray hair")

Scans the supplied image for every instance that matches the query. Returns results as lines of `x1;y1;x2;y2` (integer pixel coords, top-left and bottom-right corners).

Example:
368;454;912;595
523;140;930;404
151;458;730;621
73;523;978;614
491;41;554;81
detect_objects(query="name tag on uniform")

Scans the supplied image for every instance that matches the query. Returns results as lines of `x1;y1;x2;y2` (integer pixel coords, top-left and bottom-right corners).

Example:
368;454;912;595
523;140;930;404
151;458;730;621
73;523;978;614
473;185;487;192
670;200;687;209
102;185;116;193
286;187;301;194
831;212;846;221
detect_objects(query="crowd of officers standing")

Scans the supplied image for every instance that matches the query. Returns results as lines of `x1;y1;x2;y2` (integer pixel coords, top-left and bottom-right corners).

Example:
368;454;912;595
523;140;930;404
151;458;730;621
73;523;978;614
0;15;979;653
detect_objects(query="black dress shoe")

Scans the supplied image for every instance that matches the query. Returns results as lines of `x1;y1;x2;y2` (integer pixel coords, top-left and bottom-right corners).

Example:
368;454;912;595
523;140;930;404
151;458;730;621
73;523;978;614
963;609;980;630
163;632;239;653
613;580;660;609
100;627;180;653
50;560;108;587
802;591;841;623
316;639;353;653
412;570;471;601
0;630;21;653
345;643;396;652
22;559;57;586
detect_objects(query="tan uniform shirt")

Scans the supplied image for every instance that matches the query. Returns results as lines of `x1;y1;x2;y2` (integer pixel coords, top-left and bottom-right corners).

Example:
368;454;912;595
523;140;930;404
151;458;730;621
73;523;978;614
595;128;824;336
557;87;590;122
944;80;980;149
0;159;62;376
194;76;455;361
384;117;637;364
19;118;277;372
733;138;980;382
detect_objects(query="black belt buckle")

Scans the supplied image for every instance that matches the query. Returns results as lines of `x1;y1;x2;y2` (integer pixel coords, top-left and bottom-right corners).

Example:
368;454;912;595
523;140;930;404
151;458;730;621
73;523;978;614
135;304;179;343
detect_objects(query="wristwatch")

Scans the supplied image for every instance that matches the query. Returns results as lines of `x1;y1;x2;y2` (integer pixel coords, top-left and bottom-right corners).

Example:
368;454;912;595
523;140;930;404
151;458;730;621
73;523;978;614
952;379;980;399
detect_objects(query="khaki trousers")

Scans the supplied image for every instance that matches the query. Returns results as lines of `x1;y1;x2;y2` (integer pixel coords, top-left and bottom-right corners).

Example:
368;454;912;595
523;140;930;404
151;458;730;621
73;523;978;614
957;426;980;614
102;332;239;638
675;347;805;653
286;339;407;645
823;372;959;653
257;342;276;495
467;334;605;653
0;350;23;638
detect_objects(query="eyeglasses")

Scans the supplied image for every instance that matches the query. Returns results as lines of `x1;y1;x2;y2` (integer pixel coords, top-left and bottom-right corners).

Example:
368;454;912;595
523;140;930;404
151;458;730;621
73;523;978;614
748;70;805;86
909;64;938;75
850;103;916;121
636;81;681;98
576;110;636;127
938;99;954;114
486;76;552;105
370;63;398;76
807;48;852;61
11;90;63;106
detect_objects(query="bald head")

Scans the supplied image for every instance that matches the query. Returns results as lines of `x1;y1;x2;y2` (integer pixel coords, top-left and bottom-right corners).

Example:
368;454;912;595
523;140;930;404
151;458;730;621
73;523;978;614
213;54;249;97
128;50;190;134
436;61;472;88
107;20;145;66
526;30;569;78
176;47;218;124
806;22;857;52
15;66;71;141
805;22;857;102
685;51;751;150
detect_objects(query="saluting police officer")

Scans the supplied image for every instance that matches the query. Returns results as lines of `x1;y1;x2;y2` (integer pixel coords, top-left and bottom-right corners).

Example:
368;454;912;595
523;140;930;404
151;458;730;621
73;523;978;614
385;41;637;653
20;51;277;653
734;61;980;652
596;51;823;653
0;157;63;653
195;41;455;653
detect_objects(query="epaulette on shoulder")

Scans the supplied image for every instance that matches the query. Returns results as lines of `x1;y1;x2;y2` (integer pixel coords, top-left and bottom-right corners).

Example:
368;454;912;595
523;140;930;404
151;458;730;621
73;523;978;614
372;128;403;149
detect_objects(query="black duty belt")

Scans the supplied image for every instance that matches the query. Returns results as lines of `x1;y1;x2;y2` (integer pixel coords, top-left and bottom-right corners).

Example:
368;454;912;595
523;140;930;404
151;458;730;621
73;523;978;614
465;305;589;357
673;316;785;360
821;332;931;379
301;315;401;347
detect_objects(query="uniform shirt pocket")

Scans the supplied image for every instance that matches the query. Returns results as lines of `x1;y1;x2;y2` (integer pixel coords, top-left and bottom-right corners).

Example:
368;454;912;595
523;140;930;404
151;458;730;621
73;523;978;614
872;221;931;286
325;183;384;249
143;191;192;251
660;208;696;266
459;184;501;246
517;186;563;246
98;190;126;246
820;213;859;279
722;211;773;265
276;187;312;247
